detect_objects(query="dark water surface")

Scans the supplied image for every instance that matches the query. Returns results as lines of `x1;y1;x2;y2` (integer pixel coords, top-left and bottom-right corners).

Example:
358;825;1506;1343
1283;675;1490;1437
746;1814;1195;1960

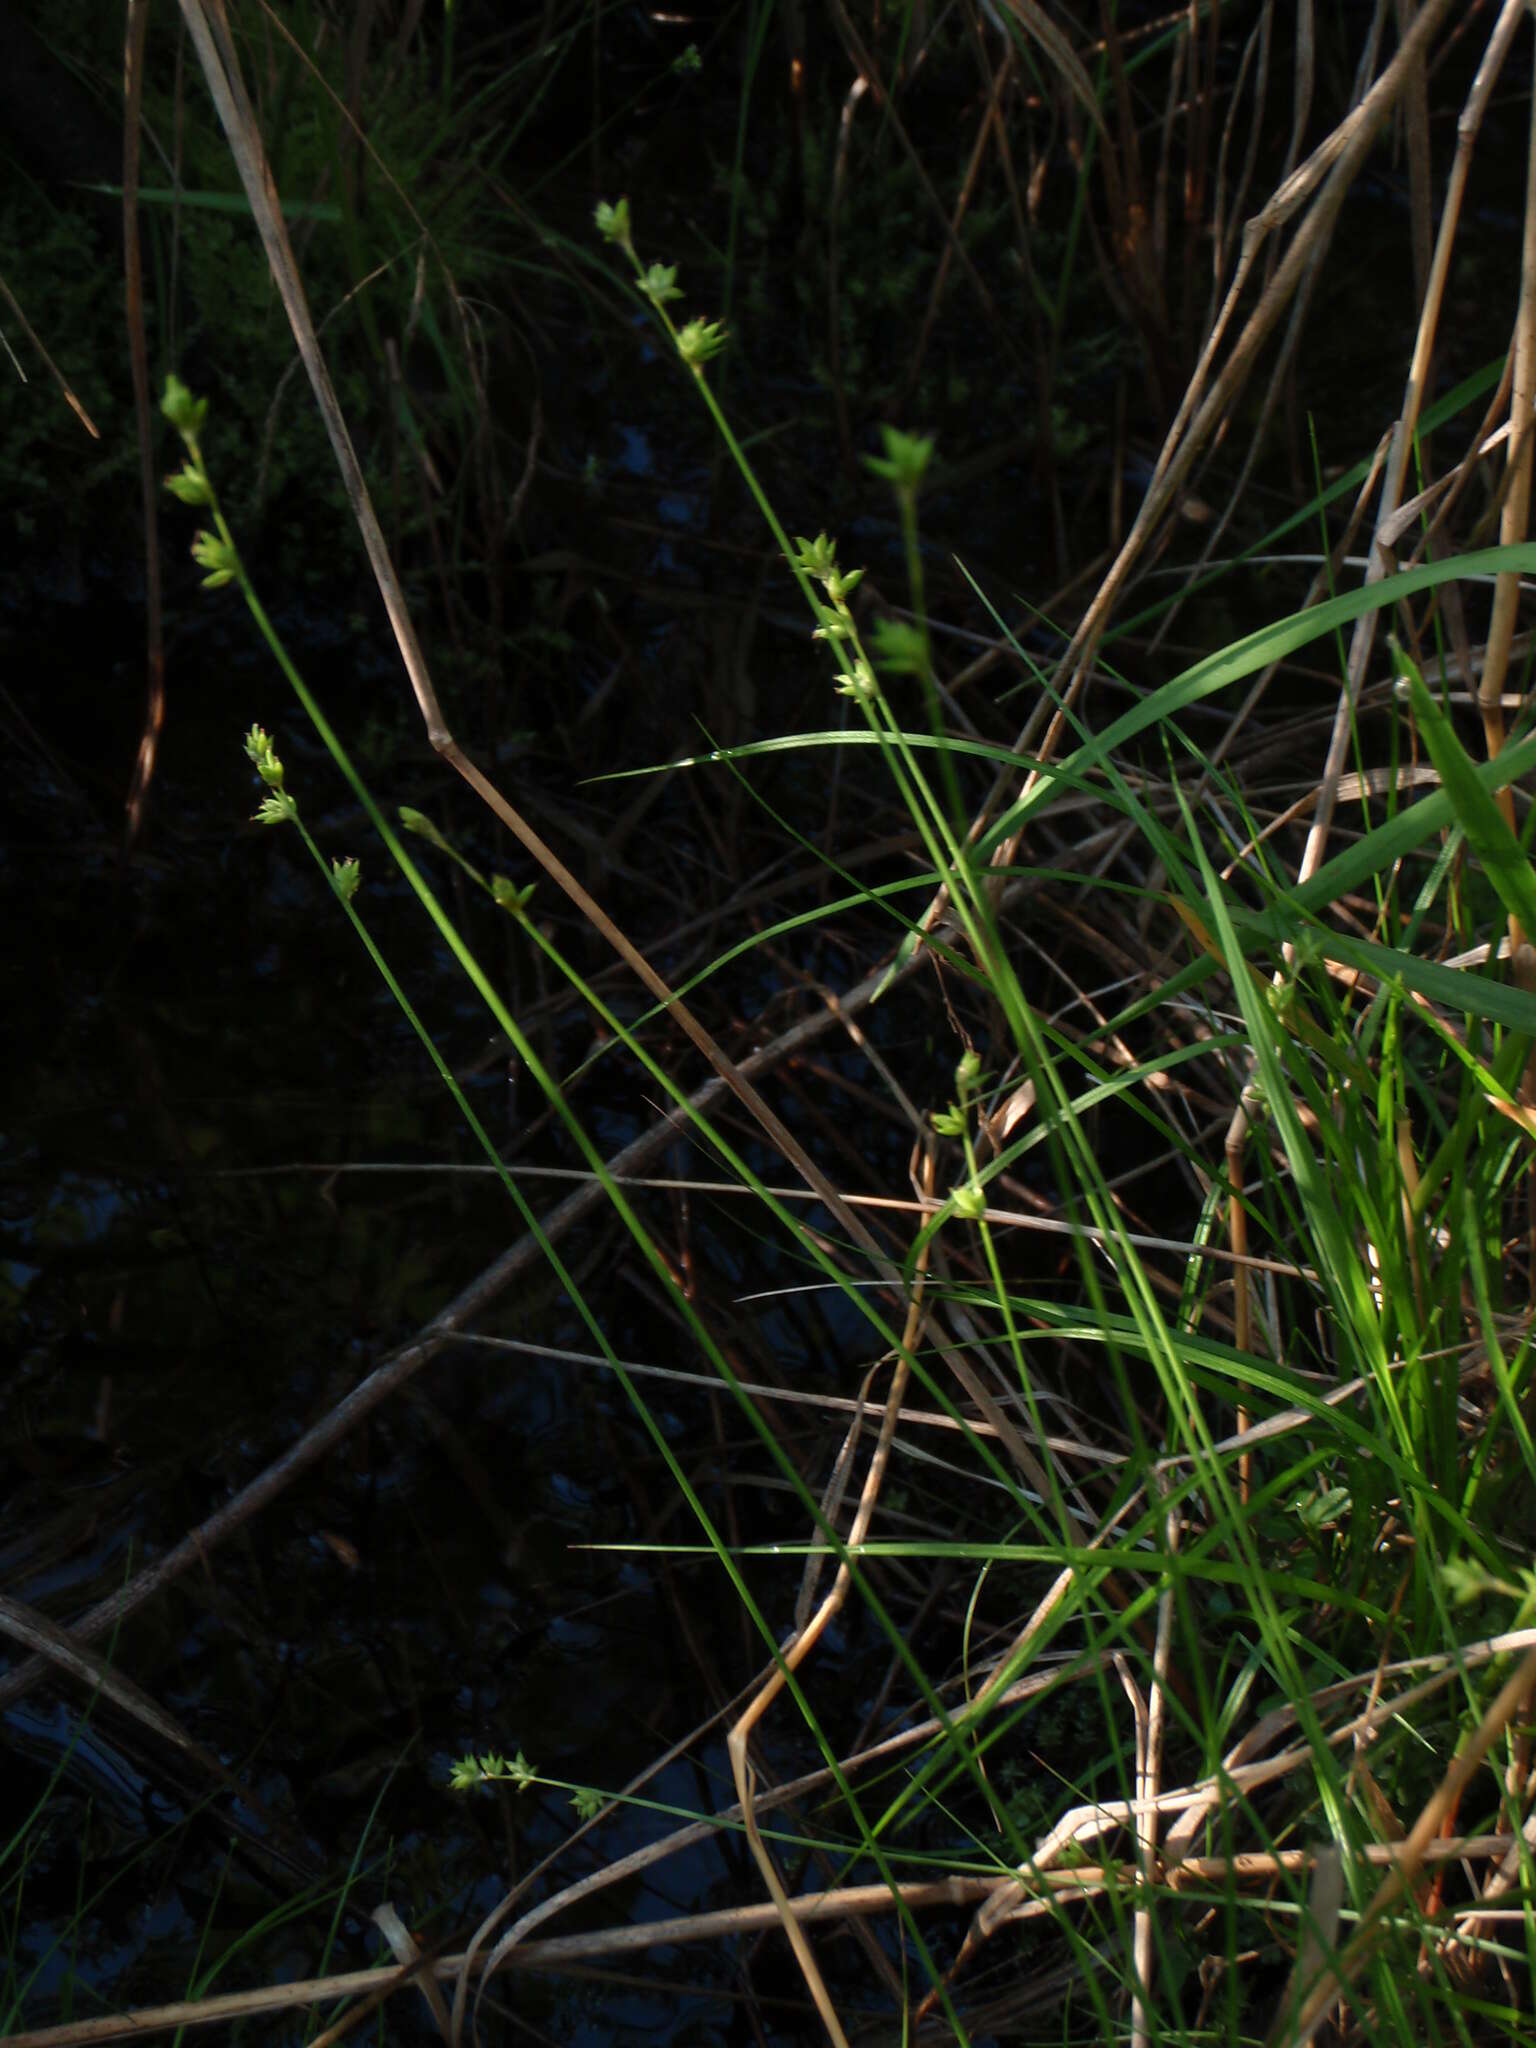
2;563;953;2040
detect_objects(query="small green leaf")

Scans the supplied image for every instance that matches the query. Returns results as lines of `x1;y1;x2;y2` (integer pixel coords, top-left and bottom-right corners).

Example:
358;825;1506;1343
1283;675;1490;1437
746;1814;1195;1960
792;533;838;582
161;373;208;441
190;529;237;588
872;926;923;1004
864;425;934;493
447;1754;485;1792
791;533;864;604
398;805;450;851
1440;1556;1526;1606
164;464;213;506
676;317;727;370
1294;1485;1351;1536
593;197;632;252
491;874;535;916
243;724;284;787
639;262;683;307
870;617;928;675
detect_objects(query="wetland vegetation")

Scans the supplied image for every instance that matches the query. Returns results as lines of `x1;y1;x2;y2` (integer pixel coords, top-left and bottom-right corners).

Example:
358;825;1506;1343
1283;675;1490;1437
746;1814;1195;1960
8;3;1536;2044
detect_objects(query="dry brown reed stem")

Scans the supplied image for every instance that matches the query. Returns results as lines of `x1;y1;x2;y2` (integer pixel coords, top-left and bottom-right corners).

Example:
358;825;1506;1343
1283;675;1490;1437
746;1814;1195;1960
1225;1079;1259;1502
15;1832;1536;2048
19;1609;1534;2048
1378;401;1502;556
1042;1623;1536;1884
719;1142;937;2048
1211;4;1276;295
121;0;164;854
897;42;1013;408
1448;1732;1536;1963
1164;226;1335;595
996;0;1112;172
1476;31;1536;951
1297;0;1525;899
1131;1479;1179;2048
1120;1651;1154;2048
1220;758;1444;877
459;1138;1105;2027
1048;0;1453;726
0;270;100;437
90;12;1523;2031
1281;1637;1536;2048
920;0;1458;988
827;71;867;473
12;1836;1536;2048
245;0;514;558
370;1903;452;2044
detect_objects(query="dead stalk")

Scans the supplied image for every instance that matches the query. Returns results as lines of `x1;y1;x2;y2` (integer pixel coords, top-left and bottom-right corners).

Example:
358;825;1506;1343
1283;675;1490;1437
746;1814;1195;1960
1475;22;1536;937
1297;0;1525;896
723;1143;937;2046
948;0;1459;957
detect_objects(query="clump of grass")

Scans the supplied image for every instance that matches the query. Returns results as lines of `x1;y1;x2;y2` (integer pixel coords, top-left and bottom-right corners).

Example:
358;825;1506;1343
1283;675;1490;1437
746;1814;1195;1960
146;215;1536;2039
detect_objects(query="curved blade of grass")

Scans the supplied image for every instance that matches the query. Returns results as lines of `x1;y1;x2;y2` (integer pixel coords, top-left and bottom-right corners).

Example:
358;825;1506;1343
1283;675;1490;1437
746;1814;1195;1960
1219;911;1536;1035
978;542;1536;859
